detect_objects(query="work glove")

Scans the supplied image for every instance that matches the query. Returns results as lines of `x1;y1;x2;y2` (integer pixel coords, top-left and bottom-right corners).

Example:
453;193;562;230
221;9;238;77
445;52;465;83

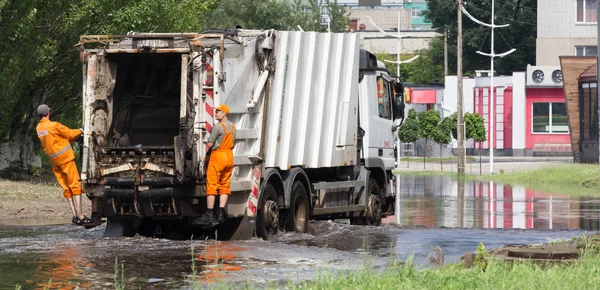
80;127;84;133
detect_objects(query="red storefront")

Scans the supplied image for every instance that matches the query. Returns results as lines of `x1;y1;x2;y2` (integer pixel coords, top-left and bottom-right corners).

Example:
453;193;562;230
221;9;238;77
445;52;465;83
525;87;571;150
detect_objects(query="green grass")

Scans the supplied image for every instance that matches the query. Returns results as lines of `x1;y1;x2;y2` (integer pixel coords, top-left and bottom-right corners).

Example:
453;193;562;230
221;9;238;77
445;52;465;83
287;253;600;289
401;157;476;162
283;235;600;290
396;164;600;197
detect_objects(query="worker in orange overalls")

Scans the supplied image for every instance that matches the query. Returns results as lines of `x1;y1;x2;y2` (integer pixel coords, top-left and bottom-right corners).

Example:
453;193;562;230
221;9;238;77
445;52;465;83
193;104;236;228
36;104;91;226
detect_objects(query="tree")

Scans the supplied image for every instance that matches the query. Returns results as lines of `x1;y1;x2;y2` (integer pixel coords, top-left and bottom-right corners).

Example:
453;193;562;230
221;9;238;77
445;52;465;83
418;110;441;169
376;48;444;85
205;0;299;30
465;112;487;174
433;116;454;170
424;0;536;76
447;112;487;173
398;109;420;168
0;0;219;172
205;0;349;32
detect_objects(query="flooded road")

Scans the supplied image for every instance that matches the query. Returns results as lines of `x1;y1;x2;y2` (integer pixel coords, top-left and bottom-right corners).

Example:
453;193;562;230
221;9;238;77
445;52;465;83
0;176;597;289
392;176;600;230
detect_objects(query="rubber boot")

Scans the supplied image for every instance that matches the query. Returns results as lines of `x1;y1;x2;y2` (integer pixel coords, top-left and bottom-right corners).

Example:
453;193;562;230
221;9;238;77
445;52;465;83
215;207;227;225
193;209;217;229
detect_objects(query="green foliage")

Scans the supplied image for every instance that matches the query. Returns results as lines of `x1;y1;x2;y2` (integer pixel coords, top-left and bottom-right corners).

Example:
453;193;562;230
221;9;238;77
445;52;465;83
376;48;444;85
433;116;453;146
446;112;486;141
206;0;348;32
465;112;487;142
424;0;536;76
0;0;218;168
418;110;441;141
398;109;421;143
447;112;459;139
288;241;600;290
475;242;488;272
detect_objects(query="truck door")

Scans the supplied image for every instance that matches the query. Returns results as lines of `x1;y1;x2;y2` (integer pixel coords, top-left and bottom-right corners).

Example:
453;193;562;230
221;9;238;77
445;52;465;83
370;74;396;169
81;53;116;181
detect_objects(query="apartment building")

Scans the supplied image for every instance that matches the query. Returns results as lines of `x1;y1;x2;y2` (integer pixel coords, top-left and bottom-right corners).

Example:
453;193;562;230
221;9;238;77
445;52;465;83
402;0;432;30
537;0;598;65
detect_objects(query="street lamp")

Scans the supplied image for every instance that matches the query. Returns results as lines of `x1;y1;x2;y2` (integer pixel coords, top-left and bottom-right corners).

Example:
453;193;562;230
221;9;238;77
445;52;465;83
461;1;515;175
366;14;419;79
366;12;419;225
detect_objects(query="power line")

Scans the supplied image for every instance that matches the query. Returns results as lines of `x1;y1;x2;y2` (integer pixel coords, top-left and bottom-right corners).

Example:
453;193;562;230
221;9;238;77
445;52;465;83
464;3;537;26
497;30;514;49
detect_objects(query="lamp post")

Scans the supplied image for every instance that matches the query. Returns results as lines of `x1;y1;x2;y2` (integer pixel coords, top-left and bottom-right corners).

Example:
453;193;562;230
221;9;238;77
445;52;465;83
367;12;419;225
461;1;515;175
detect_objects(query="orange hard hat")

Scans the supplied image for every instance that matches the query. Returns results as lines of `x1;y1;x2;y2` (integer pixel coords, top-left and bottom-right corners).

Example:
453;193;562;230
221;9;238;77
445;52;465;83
215;104;230;114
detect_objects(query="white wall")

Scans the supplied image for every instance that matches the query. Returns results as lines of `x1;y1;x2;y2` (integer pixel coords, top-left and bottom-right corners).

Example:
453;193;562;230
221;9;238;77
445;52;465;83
512;72;527;153
536;0;598;65
359;31;440;55
443;73;529;152
442;76;476;117
537;0;597;39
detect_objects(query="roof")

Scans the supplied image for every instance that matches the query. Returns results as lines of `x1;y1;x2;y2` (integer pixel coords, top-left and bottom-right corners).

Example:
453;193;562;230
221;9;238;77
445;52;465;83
579;63;597;82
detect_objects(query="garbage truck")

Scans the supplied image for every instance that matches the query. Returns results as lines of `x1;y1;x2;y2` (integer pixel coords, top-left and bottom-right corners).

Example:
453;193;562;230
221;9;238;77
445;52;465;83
76;29;405;240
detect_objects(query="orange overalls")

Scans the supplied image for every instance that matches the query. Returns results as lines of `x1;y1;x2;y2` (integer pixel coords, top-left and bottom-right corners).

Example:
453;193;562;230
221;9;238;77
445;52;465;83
206;122;235;195
36;119;83;199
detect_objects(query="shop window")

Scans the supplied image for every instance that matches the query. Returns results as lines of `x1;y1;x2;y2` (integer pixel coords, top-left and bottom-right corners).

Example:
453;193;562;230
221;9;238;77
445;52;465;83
532;102;569;134
377;77;392;120
580;82;599;141
577;0;598;23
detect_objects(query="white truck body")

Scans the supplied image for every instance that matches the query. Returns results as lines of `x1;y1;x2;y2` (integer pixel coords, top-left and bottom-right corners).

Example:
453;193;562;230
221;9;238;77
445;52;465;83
78;30;403;239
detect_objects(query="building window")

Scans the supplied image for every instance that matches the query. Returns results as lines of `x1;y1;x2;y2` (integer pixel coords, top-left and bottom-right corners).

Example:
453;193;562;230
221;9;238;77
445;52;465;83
377;77;392;120
411;8;421;18
577;0;598;23
532;102;569;134
579;82;599;142
576;46;598;56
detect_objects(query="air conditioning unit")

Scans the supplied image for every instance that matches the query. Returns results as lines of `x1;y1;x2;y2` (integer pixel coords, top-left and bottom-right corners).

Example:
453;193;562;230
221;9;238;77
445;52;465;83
526;65;563;87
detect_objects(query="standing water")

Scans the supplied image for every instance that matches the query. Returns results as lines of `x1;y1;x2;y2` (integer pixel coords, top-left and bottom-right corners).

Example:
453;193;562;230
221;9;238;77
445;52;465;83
0;176;595;289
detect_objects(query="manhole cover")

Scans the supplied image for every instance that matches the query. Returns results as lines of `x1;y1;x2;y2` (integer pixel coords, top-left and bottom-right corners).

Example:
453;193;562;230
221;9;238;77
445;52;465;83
506;247;580;260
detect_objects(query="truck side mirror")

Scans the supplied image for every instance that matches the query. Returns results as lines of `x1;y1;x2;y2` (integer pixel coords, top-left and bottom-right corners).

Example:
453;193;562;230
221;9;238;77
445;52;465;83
393;82;405;121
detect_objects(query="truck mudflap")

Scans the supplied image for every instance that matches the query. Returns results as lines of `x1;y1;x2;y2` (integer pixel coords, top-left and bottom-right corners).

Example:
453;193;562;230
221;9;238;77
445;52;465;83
246;167;261;218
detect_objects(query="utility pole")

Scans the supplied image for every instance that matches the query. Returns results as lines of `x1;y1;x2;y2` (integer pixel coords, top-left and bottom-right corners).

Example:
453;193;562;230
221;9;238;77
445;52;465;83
457;0;466;175
444;28;448;76
462;1;515;175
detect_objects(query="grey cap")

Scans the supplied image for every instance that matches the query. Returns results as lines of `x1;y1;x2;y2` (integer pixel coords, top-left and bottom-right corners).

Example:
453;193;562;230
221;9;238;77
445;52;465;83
37;104;51;116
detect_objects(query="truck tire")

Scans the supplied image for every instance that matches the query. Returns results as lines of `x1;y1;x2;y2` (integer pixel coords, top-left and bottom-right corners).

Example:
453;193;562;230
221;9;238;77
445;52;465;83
256;183;280;240
350;178;382;226
284;181;309;233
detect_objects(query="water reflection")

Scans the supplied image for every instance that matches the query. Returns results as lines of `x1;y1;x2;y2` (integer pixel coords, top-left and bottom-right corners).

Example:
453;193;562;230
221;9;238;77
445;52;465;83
390;175;600;231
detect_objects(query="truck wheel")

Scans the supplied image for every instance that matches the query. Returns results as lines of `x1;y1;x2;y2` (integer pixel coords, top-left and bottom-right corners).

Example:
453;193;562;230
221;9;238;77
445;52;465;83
350;178;382;226
256;183;279;240
285;181;309;233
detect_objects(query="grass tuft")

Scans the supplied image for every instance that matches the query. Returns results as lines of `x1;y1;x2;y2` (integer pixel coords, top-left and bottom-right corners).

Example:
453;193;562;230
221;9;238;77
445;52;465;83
396;164;600;197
